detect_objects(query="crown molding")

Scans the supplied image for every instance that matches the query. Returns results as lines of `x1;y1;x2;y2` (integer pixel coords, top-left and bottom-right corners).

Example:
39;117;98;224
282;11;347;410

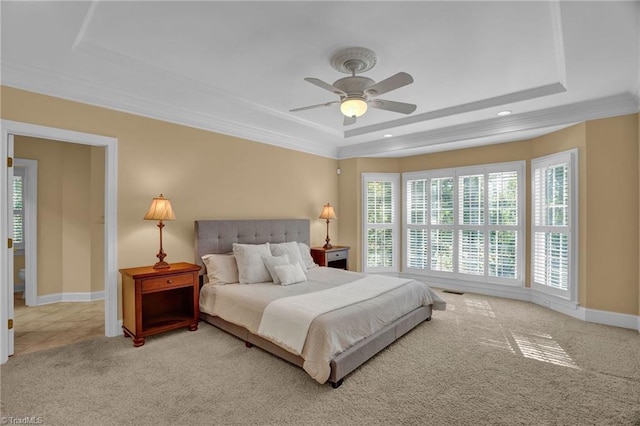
338;92;640;158
3;59;638;161
344;82;567;138
1;61;340;159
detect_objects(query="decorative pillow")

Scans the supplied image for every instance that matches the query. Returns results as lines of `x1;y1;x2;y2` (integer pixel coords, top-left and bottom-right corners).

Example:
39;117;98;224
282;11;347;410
297;242;318;269
262;255;290;285
232;243;272;284
270;242;307;273
274;262;308;286
201;253;239;285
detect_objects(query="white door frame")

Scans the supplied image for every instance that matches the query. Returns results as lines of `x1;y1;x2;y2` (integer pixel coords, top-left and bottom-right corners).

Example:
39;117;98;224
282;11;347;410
1;120;119;364
13;158;38;307
6;135;15;356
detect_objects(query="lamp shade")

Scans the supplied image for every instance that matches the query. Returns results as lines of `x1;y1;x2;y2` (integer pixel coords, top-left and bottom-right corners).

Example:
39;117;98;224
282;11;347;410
319;203;337;220
144;194;176;221
340;98;368;118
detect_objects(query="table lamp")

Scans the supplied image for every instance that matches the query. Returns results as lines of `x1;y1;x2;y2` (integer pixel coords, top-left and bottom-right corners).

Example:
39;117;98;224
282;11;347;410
144;194;176;269
319;202;337;249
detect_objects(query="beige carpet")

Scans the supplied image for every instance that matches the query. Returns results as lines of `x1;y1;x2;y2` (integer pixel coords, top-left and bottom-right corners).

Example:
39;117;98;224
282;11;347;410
1;290;639;426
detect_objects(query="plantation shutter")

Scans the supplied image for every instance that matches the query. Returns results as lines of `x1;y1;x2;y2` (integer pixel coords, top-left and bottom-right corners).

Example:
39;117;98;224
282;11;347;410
406;178;428;269
429;177;454;272
531;150;577;299
487;171;518;278
403;162;523;285
12;170;25;249
458;174;484;275
363;173;399;273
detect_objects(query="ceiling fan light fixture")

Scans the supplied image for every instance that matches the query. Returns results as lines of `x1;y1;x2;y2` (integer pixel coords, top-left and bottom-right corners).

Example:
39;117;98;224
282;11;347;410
340;98;368;117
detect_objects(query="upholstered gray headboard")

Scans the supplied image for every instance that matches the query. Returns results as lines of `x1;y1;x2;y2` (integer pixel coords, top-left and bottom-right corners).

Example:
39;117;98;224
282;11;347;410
194;219;310;276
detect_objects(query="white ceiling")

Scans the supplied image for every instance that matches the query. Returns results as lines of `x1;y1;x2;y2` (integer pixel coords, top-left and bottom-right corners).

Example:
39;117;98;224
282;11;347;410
1;1;639;159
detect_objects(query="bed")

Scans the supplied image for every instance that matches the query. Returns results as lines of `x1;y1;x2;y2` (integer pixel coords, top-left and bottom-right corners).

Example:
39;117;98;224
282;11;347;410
195;219;445;388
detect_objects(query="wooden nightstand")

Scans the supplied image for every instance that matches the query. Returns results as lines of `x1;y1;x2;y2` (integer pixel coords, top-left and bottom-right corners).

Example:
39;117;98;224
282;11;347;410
120;262;201;347
311;246;350;270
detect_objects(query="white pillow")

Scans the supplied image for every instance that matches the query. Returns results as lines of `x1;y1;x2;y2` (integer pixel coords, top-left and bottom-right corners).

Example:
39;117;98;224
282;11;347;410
274;263;307;286
271;242;306;273
232;243;272;284
201;253;239;285
262;255;290;285
297;242;318;269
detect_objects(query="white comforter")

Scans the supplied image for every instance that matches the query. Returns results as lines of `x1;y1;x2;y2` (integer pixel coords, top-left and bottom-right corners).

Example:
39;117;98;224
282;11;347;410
200;267;445;383
258;274;415;356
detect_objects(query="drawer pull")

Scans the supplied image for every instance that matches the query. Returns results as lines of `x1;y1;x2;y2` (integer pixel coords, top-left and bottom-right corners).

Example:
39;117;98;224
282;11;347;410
141;272;193;293
328;250;347;260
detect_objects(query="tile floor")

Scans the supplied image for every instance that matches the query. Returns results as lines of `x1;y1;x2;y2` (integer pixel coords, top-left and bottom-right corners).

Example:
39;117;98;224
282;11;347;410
12;292;104;356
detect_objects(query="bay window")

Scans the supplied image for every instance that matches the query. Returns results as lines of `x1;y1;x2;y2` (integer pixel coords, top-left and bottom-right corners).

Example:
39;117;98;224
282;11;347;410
403;161;524;285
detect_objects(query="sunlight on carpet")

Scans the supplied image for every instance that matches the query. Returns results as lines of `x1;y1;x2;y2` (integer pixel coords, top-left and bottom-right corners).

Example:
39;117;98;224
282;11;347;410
512;331;580;369
465;298;496;318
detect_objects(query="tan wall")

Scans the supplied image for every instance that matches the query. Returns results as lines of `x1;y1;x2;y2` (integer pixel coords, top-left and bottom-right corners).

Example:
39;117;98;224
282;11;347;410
401;140;532;172
14;136;103;296
2;86;339;308
584;116;638;315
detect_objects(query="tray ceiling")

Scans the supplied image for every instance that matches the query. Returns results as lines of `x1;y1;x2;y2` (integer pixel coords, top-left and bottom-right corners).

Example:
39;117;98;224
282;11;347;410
1;1;638;158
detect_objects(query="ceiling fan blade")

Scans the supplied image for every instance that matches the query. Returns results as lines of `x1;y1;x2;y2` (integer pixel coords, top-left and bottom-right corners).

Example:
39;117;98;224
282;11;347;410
304;78;346;96
290;101;339;112
343;115;357;126
365;72;414;97
369;99;417;114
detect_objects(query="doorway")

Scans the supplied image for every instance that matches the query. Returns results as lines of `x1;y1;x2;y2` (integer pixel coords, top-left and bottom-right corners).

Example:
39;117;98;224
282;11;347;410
1;120;119;363
12;139;106;355
12;158;37;307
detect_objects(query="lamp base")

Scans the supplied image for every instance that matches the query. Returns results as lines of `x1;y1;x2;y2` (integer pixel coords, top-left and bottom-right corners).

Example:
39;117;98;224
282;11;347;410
153;261;171;269
323;243;333;249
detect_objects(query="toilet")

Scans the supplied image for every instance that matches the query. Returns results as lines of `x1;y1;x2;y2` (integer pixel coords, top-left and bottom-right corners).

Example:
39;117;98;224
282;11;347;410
17;268;26;283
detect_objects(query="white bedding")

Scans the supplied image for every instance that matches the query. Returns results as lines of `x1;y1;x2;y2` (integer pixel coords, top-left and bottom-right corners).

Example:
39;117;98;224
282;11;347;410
258;274;414;355
199;267;445;383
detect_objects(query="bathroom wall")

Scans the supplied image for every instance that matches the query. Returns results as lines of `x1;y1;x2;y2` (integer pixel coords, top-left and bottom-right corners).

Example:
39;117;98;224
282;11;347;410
14;136;104;297
13;255;25;290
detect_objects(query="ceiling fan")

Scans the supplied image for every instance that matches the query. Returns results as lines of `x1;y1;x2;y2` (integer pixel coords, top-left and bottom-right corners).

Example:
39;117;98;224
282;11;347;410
290;47;417;126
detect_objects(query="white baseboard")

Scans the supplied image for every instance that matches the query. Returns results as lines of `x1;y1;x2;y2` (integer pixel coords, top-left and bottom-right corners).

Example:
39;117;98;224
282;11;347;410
584;308;640;331
529;290;583;318
13;284;25;293
37;291;105;305
401;273;640;332
403;272;531;301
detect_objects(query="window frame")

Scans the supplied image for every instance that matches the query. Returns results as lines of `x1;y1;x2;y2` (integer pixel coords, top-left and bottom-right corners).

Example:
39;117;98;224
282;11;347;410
362;173;400;273
530;149;578;301
402;161;526;286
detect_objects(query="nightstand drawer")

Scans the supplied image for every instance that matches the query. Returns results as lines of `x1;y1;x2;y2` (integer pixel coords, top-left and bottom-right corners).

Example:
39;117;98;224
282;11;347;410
141;272;193;293
328;250;348;261
311;246;351;270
